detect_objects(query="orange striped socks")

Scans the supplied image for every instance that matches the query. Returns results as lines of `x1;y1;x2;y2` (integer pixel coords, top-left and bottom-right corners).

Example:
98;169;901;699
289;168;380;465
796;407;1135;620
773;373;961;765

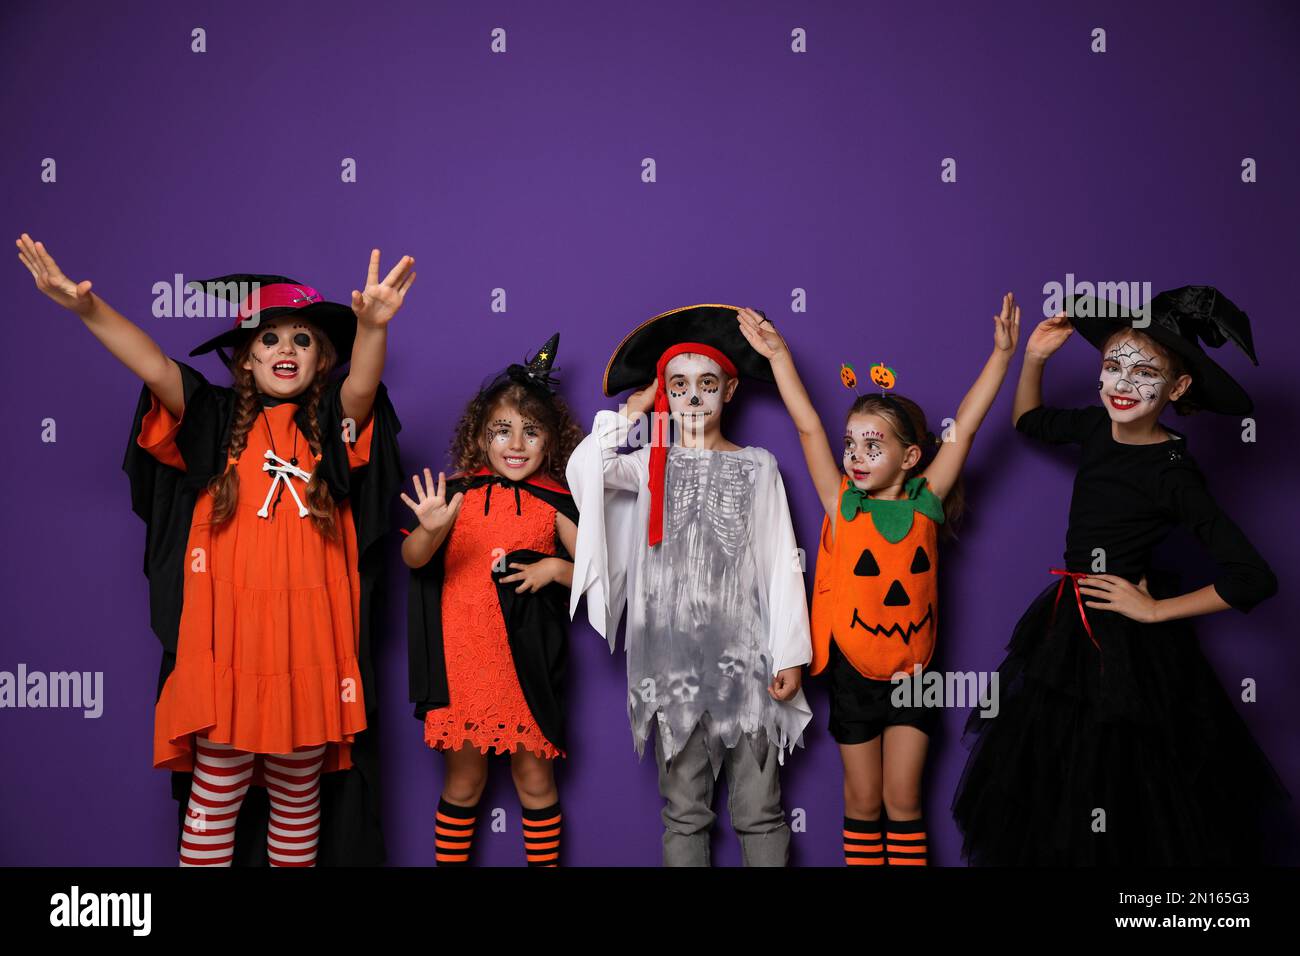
435;798;479;866
844;817;884;866
885;817;928;866
521;802;562;867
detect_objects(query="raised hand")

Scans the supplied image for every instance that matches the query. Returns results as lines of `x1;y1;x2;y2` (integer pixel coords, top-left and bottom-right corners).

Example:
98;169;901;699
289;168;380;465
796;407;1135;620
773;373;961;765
16;234;95;316
400;469;464;534
351;249;416;329
735;306;788;361
1026;311;1074;360
622;379;658;419
993;292;1021;352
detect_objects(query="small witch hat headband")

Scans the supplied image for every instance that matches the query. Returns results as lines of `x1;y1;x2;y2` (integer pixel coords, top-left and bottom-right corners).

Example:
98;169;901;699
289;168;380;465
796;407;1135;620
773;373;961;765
481;332;563;397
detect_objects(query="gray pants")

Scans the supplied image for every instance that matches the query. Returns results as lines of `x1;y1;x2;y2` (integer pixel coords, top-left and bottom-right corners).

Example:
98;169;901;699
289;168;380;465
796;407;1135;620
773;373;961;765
654;724;790;867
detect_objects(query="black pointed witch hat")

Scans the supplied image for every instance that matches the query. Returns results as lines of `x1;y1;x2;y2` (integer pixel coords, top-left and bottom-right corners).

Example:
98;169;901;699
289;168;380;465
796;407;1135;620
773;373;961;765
1067;285;1259;415
479;332;564;397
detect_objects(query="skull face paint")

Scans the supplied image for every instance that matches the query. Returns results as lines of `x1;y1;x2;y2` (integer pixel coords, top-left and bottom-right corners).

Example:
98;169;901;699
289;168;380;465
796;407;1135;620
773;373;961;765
1099;336;1174;423
664;353;729;439
842;412;908;492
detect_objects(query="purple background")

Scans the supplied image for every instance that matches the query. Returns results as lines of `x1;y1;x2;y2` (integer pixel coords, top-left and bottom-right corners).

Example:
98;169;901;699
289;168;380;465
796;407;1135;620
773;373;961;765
2;0;1297;866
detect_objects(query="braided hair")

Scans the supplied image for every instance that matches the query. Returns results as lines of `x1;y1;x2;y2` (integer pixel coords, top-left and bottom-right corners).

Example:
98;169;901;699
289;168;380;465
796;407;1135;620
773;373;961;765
206;329;340;539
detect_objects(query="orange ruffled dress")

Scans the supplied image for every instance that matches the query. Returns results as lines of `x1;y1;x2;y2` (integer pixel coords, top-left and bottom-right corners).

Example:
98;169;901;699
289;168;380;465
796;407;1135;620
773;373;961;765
137;394;373;775
424;480;562;758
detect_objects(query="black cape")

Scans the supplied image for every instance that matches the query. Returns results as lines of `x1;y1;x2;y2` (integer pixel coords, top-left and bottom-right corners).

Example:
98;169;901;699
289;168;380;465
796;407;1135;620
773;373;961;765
405;474;578;752
122;360;402;866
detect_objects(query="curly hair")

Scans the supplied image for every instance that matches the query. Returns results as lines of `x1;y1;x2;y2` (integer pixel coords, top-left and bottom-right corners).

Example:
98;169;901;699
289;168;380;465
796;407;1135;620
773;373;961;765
847;392;964;540
448;380;583;485
206;327;340;539
1100;327;1198;416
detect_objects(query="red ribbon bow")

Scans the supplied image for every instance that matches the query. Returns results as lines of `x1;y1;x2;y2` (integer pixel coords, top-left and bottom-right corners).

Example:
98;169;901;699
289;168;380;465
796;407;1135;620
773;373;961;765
1048;569;1103;673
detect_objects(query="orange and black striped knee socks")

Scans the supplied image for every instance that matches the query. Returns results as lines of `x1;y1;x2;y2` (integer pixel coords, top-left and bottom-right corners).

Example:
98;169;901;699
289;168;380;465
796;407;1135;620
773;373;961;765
885;817;928;865
844;817;884;866
521;802;562;867
435;797;479;866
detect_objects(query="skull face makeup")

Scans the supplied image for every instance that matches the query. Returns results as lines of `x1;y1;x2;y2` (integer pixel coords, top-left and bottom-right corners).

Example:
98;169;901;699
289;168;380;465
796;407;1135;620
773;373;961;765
664;353;735;441
241;316;325;399
481;401;548;481
842;412;917;493
1098;334;1189;424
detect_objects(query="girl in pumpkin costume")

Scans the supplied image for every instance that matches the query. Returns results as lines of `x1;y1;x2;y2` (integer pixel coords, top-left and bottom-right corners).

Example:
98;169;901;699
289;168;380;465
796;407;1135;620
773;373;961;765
738;295;1020;865
952;287;1286;865
401;334;582;867
17;235;409;866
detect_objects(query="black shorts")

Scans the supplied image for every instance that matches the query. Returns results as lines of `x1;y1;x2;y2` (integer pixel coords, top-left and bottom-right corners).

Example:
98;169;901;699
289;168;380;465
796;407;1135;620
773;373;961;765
826;640;938;745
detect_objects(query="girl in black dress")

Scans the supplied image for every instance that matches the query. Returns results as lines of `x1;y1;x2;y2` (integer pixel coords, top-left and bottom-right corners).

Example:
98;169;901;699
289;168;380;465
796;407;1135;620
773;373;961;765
952;286;1286;865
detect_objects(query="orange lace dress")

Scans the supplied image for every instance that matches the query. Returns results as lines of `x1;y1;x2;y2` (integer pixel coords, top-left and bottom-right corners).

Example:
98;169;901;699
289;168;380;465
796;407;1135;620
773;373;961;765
425;481;562;758
136;394;373;775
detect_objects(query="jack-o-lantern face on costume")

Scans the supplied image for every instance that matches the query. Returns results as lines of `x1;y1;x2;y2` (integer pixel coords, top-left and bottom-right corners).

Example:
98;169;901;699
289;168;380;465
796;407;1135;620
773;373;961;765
840;363;857;389
846;536;935;647
870;362;896;390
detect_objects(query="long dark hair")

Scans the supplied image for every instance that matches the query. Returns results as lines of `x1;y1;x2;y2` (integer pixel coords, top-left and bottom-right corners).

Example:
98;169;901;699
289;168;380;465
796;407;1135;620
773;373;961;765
449;381;583;485
847;393;964;539
206;328;339;539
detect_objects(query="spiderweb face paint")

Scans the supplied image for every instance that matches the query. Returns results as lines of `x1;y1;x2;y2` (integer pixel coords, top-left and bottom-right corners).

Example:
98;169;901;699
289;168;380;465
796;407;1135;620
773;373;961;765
664;353;726;437
1099;336;1172;421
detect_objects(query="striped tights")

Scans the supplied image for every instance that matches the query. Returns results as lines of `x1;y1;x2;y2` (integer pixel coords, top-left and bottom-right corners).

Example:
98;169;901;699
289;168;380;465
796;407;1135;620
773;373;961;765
179;736;326;867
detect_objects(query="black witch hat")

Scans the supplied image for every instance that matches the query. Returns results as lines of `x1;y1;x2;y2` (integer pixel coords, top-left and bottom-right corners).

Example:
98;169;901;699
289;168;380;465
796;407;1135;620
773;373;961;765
1067;285;1259;415
480;332;563;397
185;273;358;366
602;304;775;396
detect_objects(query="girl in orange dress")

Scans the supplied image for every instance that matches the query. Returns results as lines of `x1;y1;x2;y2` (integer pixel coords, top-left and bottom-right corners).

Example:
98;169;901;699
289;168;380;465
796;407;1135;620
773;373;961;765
17;236;411;866
401;334;582;866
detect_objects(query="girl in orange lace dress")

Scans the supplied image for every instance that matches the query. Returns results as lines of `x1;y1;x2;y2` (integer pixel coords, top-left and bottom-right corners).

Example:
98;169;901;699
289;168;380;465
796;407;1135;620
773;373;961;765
401;334;582;866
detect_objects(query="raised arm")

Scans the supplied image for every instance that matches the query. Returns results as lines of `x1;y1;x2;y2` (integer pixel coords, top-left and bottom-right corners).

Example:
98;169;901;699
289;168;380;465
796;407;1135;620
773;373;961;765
922;293;1020;499
400;469;464;569
736;307;842;519
17;234;184;416
340;249;415;426
1013;311;1074;426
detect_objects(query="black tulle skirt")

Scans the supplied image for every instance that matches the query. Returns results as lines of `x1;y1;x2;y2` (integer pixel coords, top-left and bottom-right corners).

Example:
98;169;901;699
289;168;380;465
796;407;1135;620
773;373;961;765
952;573;1289;866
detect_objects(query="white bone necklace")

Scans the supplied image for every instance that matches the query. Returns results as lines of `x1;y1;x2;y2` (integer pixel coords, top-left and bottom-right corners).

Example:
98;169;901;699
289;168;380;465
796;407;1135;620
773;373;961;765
256;410;312;519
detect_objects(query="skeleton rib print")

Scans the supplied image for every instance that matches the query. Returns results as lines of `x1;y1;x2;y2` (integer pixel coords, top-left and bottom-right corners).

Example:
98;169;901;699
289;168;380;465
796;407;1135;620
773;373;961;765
634;448;779;770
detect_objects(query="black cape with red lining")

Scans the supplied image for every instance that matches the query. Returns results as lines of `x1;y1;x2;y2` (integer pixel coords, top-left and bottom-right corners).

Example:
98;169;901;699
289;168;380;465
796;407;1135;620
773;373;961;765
122;359;402;866
404;470;578;753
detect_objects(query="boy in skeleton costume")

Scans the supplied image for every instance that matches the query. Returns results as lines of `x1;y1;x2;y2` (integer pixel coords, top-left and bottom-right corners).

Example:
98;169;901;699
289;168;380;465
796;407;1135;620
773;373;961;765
568;305;812;866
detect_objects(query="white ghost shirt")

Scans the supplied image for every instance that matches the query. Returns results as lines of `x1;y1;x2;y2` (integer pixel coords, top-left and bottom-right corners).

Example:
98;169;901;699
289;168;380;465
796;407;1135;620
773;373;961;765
567;409;813;772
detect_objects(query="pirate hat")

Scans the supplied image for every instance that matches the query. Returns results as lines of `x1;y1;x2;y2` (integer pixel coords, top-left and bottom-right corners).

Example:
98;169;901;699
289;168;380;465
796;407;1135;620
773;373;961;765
603;304;776;396
605;304;775;547
186;274;358;365
1067;285;1259;415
